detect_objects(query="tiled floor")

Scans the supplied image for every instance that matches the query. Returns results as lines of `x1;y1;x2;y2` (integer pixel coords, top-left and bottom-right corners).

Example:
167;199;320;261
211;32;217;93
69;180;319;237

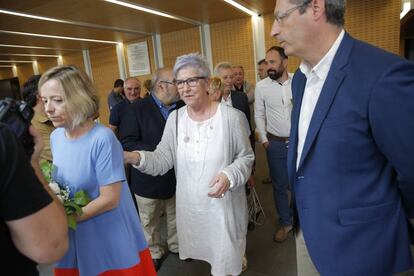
39;143;414;276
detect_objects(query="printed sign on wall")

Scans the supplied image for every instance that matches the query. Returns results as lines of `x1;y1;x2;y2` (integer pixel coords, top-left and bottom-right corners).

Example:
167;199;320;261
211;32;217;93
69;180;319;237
127;41;151;76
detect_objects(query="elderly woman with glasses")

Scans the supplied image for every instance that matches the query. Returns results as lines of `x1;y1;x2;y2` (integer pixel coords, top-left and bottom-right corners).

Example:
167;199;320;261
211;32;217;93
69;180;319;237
124;53;254;276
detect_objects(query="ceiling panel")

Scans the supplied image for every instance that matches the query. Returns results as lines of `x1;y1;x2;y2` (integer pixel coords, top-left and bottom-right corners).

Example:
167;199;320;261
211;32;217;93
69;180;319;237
0;0;276;63
0;15;147;42
0;0;198;34
0;45;81;58
126;0;248;24
0;33;109;50
241;0;276;15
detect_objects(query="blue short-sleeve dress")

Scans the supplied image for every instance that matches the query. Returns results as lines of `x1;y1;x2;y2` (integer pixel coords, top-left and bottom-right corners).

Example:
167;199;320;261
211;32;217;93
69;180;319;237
51;123;155;276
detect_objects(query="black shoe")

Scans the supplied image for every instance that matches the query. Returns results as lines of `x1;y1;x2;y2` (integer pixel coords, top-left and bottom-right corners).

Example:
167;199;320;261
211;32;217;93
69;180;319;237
152;258;162;271
169;250;179;256
184;258;194;262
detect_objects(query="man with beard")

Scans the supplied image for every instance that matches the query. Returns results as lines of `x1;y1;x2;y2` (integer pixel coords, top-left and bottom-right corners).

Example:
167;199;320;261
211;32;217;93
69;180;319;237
254;46;293;243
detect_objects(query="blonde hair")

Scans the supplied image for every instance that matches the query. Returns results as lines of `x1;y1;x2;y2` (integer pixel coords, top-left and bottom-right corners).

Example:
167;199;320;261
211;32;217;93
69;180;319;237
209;77;224;94
39;65;99;130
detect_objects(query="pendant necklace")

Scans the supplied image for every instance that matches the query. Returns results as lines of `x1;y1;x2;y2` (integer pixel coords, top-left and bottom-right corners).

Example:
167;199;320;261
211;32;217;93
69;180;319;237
183;104;214;182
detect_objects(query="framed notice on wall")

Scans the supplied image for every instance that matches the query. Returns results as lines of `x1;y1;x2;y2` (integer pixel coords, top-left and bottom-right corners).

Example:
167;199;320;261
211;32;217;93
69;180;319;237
126;41;151;76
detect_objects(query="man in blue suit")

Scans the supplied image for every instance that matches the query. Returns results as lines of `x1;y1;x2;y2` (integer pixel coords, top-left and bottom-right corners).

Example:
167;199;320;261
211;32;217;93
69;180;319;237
271;0;414;275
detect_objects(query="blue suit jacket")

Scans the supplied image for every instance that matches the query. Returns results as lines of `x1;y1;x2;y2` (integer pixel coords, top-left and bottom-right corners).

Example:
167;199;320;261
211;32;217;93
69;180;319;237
288;32;414;275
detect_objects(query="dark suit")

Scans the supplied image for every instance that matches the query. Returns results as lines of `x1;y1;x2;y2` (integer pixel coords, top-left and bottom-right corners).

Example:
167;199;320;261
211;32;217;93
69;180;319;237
289;32;414;275
120;96;182;199
109;98;129;127
230;90;255;151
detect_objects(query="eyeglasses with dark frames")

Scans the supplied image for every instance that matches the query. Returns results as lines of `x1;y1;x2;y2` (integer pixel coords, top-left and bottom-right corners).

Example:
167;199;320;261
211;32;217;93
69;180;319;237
159;80;175;85
174;76;208;89
274;0;311;25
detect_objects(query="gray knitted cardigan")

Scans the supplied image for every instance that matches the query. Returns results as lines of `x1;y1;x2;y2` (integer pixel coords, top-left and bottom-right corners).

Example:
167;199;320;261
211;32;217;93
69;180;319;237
136;103;254;190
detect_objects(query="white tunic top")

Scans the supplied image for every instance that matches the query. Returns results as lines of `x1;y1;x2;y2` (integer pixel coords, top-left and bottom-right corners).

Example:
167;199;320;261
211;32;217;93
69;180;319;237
176;107;244;275
135;103;254;276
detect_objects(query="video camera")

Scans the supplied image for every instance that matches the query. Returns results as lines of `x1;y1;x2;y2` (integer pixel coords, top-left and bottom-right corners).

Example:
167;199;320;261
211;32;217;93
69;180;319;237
0;98;34;157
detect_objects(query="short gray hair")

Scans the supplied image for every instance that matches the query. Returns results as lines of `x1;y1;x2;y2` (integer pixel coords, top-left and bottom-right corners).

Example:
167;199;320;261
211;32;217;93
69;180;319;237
152;68;167;86
173;53;211;79
213;62;232;77
291;0;345;26
124;77;140;87
151;68;170;93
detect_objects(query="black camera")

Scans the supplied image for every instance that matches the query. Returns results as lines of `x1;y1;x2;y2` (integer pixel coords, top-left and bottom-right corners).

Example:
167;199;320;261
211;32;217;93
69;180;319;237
0;98;34;157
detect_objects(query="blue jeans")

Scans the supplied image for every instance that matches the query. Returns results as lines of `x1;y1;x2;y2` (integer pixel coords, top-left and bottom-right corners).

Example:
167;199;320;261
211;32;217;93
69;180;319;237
266;140;292;226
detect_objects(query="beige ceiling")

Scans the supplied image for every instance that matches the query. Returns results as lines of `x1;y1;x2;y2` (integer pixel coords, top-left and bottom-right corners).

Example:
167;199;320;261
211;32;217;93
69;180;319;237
0;0;276;65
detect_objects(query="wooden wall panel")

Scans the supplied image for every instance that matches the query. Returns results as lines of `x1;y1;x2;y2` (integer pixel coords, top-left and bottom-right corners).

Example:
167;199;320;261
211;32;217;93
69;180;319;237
62;52;84;70
16;63;34;87
124;37;155;97
210;17;256;84
0;68;13;80
345;0;400;54
89;45;120;126
262;0;400;72
37;58;58;74
161;27;201;68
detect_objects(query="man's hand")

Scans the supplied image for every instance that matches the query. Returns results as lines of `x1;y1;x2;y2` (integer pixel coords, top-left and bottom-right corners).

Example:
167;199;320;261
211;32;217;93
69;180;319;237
263;141;269;149
247;175;256;188
208;172;230;198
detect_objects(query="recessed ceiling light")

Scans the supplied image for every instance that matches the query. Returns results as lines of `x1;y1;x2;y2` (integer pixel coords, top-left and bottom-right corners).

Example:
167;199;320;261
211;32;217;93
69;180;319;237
0;60;34;63
223;0;257;17
0;30;118;44
0;8;151;35
0;44;81;51
0;53;59;57
103;0;201;25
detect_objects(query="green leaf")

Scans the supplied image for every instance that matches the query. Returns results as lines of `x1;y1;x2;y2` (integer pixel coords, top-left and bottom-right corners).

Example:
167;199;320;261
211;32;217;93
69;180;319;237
64;200;83;214
40;160;53;183
73;190;91;206
67;215;77;231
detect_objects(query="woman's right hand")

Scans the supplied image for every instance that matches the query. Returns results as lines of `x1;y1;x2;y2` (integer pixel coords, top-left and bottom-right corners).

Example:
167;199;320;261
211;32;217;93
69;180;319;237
123;151;140;166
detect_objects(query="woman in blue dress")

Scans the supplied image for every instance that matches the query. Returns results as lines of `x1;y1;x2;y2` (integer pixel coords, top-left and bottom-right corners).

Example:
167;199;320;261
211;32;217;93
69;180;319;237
39;65;156;276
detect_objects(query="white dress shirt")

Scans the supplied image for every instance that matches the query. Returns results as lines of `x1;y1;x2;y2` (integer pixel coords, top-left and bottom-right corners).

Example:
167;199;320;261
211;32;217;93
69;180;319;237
254;75;293;144
221;93;233;107
296;30;345;169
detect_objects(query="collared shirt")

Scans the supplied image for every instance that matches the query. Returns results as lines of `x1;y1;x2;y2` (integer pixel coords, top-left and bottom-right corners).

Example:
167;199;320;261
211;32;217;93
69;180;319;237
221;93;233;107
296;29;345;169
151;93;176;120
254;75;293;143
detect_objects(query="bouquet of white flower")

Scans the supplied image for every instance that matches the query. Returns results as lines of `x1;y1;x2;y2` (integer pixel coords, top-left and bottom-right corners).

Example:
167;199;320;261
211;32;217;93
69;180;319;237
41;160;91;230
